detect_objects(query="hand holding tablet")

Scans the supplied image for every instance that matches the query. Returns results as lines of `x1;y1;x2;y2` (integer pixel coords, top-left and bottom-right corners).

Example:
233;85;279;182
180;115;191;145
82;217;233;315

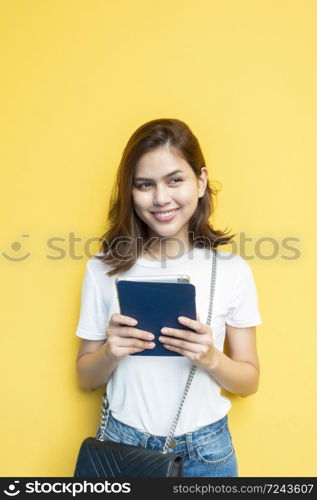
115;275;197;356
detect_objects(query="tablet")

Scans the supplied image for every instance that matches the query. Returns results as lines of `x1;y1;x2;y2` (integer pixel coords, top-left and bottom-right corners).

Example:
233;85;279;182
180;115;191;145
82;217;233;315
115;274;190;284
116;279;196;357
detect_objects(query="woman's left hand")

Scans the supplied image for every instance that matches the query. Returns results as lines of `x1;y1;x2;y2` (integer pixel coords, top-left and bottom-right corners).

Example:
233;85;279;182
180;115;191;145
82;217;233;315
158;313;218;369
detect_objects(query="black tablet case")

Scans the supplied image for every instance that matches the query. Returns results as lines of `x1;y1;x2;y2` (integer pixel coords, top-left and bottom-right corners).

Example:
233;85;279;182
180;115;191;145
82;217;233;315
116;280;197;356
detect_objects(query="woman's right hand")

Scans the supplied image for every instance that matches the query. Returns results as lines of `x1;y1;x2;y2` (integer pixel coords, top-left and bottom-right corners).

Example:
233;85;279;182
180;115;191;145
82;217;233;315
104;313;156;361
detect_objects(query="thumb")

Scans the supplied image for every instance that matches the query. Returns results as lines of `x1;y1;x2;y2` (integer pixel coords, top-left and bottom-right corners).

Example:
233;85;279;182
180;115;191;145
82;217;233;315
196;312;200;322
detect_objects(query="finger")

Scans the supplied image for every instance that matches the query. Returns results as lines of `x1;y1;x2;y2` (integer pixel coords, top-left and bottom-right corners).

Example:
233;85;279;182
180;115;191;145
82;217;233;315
158;335;202;353
196;312;200;321
163;344;197;360
177;315;205;333
116;337;156;349
160;327;204;344
109;313;138;326
113;326;155;341
113;346;145;357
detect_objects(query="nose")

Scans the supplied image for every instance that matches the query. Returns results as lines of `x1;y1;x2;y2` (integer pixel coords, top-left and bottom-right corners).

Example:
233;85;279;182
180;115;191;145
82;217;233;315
153;184;172;206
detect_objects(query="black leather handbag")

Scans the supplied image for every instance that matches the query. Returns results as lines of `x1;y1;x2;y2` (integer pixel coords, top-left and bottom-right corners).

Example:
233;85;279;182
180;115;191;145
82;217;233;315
73;249;218;478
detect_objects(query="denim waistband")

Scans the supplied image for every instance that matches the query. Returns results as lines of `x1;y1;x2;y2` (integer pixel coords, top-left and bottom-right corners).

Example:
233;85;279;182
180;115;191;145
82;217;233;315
105;411;229;454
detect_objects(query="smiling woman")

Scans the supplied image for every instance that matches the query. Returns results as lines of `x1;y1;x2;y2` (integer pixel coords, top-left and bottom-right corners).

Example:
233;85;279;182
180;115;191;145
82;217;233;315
131;146;208;256
75;118;262;478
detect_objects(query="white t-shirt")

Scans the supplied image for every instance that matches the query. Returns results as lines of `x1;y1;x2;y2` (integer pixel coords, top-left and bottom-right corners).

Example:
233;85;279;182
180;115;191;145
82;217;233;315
75;247;262;436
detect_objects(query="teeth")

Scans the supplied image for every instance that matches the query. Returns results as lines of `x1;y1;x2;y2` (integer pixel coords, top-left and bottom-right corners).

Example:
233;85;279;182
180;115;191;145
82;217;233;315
153;210;177;217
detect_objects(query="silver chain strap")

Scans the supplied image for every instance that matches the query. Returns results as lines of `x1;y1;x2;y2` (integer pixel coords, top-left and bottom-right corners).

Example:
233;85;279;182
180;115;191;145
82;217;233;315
97;248;218;453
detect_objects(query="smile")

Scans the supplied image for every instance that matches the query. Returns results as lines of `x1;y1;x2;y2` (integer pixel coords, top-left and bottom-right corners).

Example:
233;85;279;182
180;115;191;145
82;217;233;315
151;208;179;221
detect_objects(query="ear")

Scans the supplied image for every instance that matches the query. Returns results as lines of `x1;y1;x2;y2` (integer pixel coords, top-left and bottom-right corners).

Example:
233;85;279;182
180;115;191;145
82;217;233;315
198;167;208;198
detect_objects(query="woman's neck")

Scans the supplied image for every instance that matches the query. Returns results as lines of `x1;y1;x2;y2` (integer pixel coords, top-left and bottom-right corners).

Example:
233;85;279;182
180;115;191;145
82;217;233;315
140;239;192;261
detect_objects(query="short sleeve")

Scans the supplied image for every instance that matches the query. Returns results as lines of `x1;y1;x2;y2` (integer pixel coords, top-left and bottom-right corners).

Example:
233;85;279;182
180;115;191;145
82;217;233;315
75;261;108;340
225;258;262;328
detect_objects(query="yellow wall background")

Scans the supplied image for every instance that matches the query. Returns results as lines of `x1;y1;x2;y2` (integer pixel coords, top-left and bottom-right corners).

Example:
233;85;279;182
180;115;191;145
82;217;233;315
1;0;316;477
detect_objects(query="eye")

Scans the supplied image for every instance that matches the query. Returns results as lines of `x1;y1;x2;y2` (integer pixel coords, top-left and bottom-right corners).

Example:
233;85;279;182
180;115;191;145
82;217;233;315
136;178;183;189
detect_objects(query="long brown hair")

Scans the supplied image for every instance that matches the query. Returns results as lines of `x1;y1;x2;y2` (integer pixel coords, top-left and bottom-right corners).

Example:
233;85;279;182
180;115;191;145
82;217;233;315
95;118;235;276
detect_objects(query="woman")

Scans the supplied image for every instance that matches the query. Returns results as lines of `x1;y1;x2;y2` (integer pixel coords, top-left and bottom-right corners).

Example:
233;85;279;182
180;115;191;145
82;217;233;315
75;118;262;477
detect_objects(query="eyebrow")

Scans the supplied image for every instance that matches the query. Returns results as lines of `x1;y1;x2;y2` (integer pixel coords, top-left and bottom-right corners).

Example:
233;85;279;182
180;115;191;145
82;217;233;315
134;169;184;182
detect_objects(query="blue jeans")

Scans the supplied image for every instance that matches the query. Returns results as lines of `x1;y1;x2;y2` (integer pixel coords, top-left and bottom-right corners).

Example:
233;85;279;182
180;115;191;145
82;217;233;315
96;412;238;477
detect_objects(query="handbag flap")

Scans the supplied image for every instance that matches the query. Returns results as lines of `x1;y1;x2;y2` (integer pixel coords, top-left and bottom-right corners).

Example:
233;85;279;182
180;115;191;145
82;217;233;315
74;437;183;478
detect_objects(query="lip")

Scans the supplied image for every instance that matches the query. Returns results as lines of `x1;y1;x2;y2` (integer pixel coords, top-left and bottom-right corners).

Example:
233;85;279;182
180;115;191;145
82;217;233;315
151;208;179;214
151;208;179;222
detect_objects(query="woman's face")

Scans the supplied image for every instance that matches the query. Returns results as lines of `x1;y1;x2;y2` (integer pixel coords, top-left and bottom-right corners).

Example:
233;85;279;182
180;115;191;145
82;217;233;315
132;146;208;250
